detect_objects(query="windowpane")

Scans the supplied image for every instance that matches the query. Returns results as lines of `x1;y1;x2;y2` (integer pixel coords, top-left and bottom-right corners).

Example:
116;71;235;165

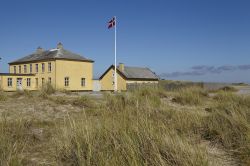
64;77;69;86
7;78;12;87
27;78;31;87
81;78;85;87
48;62;52;72
35;78;38;87
30;64;32;73
36;64;38;72
48;77;51;84
24;65;27;73
14;66;16;74
42;78;44;85
42;63;45;72
19;66;21;73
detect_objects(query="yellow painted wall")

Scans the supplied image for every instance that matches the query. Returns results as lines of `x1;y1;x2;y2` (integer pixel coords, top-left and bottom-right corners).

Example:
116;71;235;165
0;75;36;91
10;61;56;89
7;59;93;91
55;60;93;91
100;68;126;91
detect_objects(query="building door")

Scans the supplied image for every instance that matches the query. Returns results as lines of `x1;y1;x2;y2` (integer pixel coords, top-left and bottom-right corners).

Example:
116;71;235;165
17;78;23;90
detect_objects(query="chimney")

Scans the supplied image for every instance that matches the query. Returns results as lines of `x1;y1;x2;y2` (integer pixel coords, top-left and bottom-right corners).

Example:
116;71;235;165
36;47;44;54
57;42;63;49
118;63;125;72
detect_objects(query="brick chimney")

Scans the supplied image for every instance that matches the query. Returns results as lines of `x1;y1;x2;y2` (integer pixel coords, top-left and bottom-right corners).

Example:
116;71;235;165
57;42;63;49
118;63;125;72
36;47;44;54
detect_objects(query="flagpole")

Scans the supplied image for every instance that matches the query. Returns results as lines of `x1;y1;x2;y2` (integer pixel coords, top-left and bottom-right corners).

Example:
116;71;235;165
114;16;117;92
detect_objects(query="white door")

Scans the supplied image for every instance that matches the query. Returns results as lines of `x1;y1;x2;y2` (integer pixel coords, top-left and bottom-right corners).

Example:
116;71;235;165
17;78;23;90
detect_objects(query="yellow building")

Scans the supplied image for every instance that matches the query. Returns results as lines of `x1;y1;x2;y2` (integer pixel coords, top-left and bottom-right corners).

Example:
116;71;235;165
0;43;94;91
99;63;159;91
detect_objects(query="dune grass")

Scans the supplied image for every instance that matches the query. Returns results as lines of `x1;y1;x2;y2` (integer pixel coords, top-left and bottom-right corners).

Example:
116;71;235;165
54;90;210;166
0;86;249;165
171;86;208;105
0;91;7;101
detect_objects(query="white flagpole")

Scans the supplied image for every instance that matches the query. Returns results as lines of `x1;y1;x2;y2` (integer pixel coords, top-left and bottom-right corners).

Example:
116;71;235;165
114;16;117;92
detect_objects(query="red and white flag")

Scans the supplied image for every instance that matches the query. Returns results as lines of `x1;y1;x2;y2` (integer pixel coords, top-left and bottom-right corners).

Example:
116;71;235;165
108;17;115;29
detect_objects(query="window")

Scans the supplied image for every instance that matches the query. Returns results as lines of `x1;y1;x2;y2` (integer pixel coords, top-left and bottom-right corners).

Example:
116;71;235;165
48;62;52;72
42;78;45;85
48;77;51;84
35;78;38;87
27;78;31;87
30;64;32;73
24;65;27;73
19;65;21;73
64;77;69;86
14;66;16;74
81;78;86;87
42;63;45;72
7;78;12;87
36;64;38;73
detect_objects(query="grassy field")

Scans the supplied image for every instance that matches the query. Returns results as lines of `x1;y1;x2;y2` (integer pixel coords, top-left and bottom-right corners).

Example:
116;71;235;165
0;84;250;165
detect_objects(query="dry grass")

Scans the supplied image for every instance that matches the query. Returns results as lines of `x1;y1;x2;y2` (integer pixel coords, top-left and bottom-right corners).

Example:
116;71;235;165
0;91;7;101
39;83;56;98
171;86;208;105
0;86;249;165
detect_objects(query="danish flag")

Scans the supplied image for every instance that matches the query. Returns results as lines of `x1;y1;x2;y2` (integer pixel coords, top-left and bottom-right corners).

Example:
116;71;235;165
108;17;115;29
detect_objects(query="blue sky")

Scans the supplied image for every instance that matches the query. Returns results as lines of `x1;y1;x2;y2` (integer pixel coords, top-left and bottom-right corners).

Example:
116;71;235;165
0;0;250;82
